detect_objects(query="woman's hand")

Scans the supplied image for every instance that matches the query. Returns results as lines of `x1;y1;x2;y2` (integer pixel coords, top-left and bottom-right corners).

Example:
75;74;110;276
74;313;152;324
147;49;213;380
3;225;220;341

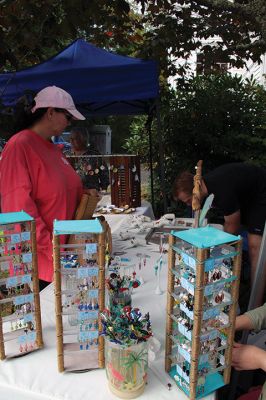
232;342;266;371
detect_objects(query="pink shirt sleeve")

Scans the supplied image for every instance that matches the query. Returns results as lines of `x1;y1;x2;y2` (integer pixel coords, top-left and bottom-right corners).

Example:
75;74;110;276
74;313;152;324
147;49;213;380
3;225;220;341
0;141;52;262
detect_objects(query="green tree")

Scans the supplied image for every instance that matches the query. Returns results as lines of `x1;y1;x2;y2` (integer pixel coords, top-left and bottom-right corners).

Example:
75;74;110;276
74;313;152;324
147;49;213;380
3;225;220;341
124;74;266;214
0;0;265;77
0;0;142;71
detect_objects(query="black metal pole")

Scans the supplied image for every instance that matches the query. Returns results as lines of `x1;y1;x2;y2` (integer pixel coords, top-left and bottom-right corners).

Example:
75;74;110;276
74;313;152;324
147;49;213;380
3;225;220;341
147;122;155;212
156;99;167;213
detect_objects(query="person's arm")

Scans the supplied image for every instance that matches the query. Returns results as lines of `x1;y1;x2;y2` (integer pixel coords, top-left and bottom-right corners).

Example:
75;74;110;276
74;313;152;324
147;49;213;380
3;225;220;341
232;342;266;371
233;304;266;372
244;303;266;332
223;210;241;234
0;142;53;258
235;314;254;331
235;304;266;333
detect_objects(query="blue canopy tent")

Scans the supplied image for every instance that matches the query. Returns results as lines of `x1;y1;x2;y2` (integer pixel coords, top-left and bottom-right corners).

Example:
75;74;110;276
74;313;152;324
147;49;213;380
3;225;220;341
0;39;159;116
0;39;166;212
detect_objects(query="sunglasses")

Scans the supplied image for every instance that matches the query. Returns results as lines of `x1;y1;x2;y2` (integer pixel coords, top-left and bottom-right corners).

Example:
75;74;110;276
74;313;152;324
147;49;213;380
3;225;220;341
54;108;73;122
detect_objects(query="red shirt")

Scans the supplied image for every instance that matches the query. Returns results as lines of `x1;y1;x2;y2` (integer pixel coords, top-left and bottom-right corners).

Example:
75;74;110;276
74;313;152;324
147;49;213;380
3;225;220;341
0;130;83;282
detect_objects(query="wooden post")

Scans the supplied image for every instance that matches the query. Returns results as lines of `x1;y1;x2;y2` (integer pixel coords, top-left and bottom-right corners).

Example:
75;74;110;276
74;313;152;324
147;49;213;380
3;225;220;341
223;239;242;384
189;247;207;400
0;317;5;360
53;234;64;372
98;232;105;368
102;219;112;255
165;234;176;372
30;220;43;348
192;160;203;228
106;222;112;254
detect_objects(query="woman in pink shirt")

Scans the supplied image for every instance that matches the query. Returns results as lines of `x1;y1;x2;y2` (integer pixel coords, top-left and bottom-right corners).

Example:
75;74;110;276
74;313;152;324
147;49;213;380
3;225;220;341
0;86;85;290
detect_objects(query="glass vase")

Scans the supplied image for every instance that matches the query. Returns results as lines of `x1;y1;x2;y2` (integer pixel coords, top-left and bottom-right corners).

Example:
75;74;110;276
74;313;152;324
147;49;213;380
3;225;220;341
105;339;148;399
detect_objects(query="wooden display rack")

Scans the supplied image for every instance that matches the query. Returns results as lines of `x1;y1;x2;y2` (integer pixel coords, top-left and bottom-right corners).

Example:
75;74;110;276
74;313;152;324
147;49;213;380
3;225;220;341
0;211;43;359
66;154;141;208
110;155;141;208
53;219;106;372
165;226;242;399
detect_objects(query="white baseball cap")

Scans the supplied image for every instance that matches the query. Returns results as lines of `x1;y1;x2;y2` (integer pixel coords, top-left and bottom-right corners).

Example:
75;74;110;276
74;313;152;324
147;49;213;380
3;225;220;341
31;86;85;120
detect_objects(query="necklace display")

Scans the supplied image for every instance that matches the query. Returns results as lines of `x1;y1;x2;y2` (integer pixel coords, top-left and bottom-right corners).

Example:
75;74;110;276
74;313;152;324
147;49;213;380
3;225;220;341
66;154;141;208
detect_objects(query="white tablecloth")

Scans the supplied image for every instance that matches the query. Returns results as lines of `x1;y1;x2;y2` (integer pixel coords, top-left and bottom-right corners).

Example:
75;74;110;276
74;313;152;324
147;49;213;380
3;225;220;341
0;213;215;400
94;199;155;233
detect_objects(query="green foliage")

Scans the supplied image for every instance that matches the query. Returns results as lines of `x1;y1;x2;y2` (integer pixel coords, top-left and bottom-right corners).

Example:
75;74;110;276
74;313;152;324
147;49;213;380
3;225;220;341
108;116;135;153
161;74;266;172
122;116;149;159
124;74;266;214
136;0;266;78
0;0;142;71
0;0;265;76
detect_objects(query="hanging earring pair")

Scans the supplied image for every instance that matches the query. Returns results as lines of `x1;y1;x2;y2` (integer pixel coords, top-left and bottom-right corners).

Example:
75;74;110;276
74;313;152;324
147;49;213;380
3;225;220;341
214;291;224;304
212;269;222;282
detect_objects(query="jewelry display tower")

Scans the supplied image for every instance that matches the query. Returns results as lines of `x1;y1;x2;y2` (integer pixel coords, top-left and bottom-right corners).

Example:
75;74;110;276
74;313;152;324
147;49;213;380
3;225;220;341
165;226;242;399
0;211;43;359
53;219;105;372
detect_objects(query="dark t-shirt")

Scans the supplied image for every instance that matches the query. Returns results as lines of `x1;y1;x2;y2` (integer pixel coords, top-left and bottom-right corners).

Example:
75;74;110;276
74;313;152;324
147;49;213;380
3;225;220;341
203;163;266;233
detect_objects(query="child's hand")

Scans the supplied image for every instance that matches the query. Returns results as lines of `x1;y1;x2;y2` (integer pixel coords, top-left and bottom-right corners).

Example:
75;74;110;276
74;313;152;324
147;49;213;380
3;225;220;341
232;342;266;371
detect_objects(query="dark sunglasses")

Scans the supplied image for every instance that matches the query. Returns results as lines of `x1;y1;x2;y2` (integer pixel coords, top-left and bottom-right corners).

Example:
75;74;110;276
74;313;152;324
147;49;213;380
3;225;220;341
54;108;73;122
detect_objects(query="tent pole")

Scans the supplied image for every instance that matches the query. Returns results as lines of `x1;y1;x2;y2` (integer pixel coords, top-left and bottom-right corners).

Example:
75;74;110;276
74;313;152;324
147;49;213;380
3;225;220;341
156;99;167;213
147;117;155;213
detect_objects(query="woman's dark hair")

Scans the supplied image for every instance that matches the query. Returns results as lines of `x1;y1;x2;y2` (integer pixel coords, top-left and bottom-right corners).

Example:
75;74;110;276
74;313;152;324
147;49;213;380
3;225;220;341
13;93;48;132
172;171;194;199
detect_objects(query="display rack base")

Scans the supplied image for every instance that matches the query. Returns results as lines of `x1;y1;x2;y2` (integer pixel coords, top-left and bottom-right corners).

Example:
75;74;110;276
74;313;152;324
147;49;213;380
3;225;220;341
169;366;225;399
63;345;99;371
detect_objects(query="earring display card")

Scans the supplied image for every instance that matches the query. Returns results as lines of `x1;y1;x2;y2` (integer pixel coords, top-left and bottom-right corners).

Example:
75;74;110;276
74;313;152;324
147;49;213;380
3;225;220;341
165;226;242;400
0;211;43;359
53;219;105;372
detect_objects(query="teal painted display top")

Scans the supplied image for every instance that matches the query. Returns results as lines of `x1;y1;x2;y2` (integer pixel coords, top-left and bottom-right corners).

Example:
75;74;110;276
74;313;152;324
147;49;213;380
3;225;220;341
0;211;33;224
171;226;240;248
54;219;103;235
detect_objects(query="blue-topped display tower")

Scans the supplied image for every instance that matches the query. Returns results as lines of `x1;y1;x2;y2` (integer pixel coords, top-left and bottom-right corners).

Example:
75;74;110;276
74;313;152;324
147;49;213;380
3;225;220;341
165;225;242;399
53;218;106;373
0;211;43;359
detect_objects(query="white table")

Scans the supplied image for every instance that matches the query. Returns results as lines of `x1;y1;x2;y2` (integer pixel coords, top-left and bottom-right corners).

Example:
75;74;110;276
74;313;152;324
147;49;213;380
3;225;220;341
0;214;215;400
94;199;155;233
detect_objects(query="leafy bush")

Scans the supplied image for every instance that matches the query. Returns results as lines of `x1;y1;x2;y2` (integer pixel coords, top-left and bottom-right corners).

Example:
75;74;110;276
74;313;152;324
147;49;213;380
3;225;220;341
124;73;266;216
